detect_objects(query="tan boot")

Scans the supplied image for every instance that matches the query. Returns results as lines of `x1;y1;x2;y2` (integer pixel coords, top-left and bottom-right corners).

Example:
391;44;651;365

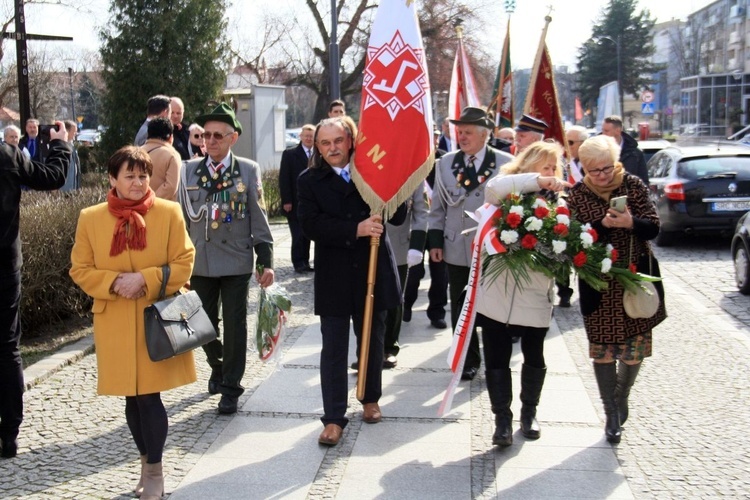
141;461;164;500
134;454;147;497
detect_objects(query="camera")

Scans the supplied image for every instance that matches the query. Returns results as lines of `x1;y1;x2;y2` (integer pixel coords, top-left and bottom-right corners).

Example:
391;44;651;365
38;124;59;142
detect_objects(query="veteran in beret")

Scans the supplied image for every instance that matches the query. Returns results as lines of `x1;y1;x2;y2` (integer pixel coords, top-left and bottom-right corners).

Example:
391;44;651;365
427;106;513;380
178;103;275;415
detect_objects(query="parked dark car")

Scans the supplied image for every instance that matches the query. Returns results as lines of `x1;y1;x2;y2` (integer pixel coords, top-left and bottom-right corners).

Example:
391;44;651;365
731;212;750;294
647;145;750;246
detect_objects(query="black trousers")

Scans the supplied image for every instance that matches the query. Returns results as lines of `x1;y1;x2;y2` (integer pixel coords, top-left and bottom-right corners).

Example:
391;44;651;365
320;311;385;428
192;274;251;398
384;264;408;356
477;314;548;370
286;213;311;270
0;270;23;442
403;253;448;321
447;264;481;370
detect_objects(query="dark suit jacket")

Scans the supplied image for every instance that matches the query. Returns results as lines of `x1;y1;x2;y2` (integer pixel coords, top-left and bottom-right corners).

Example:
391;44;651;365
279;143;309;219
172;121;191;160
297;164;406;317
19;136;42;162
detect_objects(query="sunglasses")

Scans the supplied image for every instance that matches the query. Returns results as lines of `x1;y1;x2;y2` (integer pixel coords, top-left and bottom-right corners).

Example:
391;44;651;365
193;134;202;139
201;131;234;141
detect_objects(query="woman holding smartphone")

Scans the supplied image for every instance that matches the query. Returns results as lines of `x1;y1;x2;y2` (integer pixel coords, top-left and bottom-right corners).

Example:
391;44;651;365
567;135;666;444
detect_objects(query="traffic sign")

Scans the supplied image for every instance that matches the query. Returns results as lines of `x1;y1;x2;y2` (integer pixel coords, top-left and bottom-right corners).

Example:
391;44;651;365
641;91;654;103
641;103;655;115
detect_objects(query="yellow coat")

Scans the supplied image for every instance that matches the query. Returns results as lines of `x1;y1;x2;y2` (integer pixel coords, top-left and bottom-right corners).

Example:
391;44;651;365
70;198;197;396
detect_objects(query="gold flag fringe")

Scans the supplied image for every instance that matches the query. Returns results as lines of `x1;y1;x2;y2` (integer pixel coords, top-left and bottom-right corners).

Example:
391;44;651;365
351;150;436;221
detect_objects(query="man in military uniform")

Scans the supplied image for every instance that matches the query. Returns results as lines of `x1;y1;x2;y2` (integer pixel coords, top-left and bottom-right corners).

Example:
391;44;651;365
427;107;513;380
179;103;274;415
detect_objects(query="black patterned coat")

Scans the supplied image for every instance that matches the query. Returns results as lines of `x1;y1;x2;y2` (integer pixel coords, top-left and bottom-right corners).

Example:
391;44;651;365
567;173;667;344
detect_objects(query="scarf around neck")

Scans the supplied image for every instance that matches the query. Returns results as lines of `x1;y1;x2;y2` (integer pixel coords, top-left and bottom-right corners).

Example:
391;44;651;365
582;162;625;202
107;187;156;256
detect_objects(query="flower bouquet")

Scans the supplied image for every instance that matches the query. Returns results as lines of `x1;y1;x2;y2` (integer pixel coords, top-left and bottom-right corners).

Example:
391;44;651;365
481;193;660;293
254;266;292;363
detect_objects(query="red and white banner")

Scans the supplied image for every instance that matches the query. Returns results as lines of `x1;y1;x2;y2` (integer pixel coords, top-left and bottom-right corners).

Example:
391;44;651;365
448;35;480;151
439;204;502;416
354;0;434;218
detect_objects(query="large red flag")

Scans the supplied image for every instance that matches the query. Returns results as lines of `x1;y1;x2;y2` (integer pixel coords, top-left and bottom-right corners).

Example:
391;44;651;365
447;29;480;150
524;16;567;151
354;0;433;219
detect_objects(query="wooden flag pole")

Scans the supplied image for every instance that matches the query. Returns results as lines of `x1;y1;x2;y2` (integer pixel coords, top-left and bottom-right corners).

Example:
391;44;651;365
356;231;381;400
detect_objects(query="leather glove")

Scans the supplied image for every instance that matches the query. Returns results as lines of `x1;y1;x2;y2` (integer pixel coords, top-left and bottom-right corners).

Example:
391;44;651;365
407;249;423;268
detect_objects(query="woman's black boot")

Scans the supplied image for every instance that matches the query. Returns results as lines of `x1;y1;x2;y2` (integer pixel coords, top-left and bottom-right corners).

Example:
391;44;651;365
615;360;641;425
519;364;546;439
593;362;621;444
485;369;513;447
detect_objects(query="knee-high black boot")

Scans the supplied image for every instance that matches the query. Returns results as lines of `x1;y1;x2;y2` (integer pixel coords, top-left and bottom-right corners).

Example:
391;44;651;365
485;369;513;447
593;362;621;444
615;360;641;425
520;364;546;439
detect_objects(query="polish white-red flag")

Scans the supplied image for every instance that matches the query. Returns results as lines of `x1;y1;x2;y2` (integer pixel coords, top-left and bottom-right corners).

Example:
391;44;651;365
353;0;434;219
448;33;480;150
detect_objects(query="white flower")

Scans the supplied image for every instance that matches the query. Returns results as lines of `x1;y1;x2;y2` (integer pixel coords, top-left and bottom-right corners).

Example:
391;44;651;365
557;198;568;208
556;214;570;226
552;240;567;254
509;205;524;216
532;198;547;208
606;244;614;252
601;258;612;273
582;223;592;231
580;232;594;248
525;217;543;231
500;230;519;244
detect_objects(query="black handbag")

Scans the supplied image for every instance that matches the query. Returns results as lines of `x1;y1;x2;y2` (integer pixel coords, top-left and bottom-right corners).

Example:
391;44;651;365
144;265;217;362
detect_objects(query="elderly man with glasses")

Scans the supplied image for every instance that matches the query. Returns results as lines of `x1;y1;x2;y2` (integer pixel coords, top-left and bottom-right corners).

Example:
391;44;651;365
179;103;275;415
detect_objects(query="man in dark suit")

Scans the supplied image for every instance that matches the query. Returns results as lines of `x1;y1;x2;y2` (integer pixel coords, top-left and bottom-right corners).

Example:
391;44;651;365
297;117;406;447
19;119;41;162
169;97;191;160
135;95;171;146
279;124;314;273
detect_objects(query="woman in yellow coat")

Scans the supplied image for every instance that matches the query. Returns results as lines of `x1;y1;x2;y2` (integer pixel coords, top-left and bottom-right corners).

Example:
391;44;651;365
70;146;196;500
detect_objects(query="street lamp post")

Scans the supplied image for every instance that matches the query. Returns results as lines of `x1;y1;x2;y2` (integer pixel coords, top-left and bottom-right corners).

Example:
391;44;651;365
600;35;622;115
328;0;340;101
67;67;76;123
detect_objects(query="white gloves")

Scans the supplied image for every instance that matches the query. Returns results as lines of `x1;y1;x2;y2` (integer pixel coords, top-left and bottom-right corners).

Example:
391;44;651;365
407;249;423;268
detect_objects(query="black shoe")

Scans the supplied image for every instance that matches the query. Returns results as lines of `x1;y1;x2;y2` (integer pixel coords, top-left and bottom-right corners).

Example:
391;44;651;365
558;297;571;307
402;308;412;322
383;354;397;369
461;366;478;380
350;361;359;371
294;266;307;273
430;318;447;329
218;395;238;414
1;439;17;458
304;264;314;272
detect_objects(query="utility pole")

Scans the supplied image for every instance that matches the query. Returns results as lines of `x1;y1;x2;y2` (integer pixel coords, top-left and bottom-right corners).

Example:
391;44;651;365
328;0;340;101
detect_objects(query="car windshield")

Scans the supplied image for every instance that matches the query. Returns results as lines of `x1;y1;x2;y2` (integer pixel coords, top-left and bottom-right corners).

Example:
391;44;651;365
677;157;750;180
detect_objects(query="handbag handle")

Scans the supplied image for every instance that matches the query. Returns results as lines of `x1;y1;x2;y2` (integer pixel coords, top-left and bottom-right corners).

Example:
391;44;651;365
158;265;171;300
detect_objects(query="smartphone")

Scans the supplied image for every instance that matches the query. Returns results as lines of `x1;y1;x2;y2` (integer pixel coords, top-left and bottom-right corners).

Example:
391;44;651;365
609;195;627;213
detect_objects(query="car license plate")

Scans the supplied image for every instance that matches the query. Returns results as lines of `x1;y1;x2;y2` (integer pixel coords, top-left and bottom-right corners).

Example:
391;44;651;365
712;201;750;211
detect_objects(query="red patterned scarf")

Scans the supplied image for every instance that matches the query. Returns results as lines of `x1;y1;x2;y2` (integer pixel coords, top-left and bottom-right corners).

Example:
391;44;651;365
107;187;156;256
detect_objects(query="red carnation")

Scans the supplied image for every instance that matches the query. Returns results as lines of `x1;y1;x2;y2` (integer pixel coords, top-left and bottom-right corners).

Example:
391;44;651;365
534;206;550;218
628;263;637;274
610;248;619;262
556;206;570;216
553;223;569;237
521;234;538;249
587;228;599;243
506;212;522;228
573;251;588;267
